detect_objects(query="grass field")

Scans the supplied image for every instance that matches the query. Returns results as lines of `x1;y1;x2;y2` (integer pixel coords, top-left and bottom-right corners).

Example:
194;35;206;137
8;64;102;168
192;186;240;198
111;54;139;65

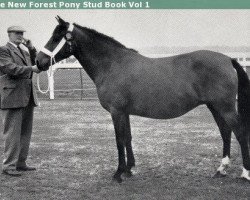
0;99;250;200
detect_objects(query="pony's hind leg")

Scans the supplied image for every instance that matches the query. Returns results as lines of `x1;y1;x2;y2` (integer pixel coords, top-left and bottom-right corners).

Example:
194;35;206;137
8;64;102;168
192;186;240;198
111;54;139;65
207;104;232;177
212;103;250;180
239;124;250;180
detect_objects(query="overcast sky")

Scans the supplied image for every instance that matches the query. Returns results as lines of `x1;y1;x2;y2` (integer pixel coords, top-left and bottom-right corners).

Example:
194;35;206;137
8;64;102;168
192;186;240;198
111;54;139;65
0;9;250;50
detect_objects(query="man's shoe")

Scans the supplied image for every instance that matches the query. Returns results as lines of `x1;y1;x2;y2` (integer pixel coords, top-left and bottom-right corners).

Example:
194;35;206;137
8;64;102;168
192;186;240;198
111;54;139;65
16;166;36;171
2;169;22;177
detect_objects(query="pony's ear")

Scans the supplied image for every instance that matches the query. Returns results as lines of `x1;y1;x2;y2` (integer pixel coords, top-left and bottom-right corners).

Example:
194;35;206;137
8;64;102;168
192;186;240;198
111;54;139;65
55;15;67;26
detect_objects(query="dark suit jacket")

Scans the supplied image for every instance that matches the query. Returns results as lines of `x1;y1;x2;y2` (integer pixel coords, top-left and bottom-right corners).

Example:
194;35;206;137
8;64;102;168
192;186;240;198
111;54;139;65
0;43;38;109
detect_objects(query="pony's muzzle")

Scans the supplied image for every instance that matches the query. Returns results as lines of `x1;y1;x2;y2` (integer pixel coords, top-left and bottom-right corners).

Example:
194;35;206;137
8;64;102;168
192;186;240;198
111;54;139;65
36;60;42;70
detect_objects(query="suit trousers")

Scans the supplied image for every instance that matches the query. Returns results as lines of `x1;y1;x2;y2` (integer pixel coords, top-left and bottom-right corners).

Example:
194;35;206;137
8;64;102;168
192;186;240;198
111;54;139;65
1;97;35;170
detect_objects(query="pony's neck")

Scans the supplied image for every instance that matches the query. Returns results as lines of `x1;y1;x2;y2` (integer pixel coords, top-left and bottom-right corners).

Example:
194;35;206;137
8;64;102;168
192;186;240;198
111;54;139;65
74;46;115;85
73;29;129;85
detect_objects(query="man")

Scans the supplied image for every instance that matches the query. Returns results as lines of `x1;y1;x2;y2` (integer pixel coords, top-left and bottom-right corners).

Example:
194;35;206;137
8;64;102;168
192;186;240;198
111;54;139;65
0;26;40;176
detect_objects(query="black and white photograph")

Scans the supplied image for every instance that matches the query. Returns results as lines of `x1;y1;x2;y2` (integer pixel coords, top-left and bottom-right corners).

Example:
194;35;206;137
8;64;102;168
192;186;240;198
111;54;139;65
0;6;250;200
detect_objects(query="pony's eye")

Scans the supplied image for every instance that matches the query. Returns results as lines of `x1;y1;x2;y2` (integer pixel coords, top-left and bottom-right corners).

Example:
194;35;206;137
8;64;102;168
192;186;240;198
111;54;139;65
65;32;73;40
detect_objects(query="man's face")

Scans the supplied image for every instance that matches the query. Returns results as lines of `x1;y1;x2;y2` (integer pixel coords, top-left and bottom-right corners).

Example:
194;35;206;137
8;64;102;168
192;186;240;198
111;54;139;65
8;31;24;45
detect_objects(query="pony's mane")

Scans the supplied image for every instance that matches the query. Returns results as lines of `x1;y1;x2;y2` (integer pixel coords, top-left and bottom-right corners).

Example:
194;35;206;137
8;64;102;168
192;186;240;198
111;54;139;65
73;23;137;53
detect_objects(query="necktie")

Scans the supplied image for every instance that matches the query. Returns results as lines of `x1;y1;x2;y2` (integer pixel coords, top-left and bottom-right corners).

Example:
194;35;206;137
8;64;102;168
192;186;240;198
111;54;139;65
17;45;31;78
17;45;25;58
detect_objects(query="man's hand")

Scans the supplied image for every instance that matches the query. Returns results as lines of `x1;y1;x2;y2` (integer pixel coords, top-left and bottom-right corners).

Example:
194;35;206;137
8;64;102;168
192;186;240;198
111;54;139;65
31;65;41;73
23;38;35;50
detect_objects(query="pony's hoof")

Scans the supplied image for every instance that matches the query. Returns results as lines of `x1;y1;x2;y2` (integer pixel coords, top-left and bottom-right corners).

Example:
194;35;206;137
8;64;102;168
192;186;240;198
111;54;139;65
240;177;250;183
240;167;250;182
113;174;123;183
214;171;227;178
124;171;133;178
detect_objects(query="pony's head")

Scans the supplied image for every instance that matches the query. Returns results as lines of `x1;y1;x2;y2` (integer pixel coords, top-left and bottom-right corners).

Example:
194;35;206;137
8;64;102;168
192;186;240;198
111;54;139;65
36;16;75;71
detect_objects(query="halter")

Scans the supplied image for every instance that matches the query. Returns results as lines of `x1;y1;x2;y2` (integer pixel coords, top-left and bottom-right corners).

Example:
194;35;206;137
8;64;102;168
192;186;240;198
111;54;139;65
40;23;74;69
37;23;74;94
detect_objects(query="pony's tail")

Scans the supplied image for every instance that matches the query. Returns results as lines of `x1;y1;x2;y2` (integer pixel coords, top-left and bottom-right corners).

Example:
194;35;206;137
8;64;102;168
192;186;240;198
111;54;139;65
231;59;250;129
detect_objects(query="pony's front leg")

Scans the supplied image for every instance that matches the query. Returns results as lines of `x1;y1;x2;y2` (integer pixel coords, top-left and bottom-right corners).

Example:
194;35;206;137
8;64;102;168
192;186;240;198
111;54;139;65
111;110;128;183
124;115;135;177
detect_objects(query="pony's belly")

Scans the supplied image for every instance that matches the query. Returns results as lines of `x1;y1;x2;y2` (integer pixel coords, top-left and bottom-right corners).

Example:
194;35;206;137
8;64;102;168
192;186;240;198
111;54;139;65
131;111;186;119
129;101;200;119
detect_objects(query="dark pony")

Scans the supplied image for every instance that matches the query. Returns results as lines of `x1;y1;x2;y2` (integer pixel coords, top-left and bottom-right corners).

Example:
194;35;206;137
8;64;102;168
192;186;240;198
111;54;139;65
36;16;250;183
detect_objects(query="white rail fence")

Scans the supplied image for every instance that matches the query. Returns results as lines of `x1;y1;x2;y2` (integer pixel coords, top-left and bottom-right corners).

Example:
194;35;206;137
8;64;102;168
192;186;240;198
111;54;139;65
36;54;250;100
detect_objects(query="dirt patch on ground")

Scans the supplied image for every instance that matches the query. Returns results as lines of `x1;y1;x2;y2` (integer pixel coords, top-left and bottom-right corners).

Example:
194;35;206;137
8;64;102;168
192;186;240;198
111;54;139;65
0;100;249;199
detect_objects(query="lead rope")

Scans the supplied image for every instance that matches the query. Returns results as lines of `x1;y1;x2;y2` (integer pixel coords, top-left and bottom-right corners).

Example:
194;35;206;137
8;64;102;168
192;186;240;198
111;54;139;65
36;57;55;94
36;71;50;94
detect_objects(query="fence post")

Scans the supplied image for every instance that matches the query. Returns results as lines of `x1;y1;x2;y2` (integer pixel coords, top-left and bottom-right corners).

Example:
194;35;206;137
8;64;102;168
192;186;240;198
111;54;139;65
49;68;55;100
80;68;83;100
